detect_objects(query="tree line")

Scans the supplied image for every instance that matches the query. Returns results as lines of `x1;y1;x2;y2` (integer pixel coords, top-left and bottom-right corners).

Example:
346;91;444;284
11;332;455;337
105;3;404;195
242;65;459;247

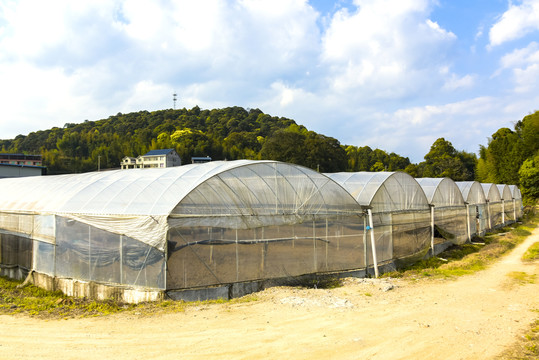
1;107;537;202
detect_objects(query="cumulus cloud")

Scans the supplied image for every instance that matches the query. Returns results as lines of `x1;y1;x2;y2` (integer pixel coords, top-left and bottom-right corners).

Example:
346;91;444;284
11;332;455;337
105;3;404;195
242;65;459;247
320;0;456;100
0;0;536;162
489;0;539;47
442;74;476;91
496;42;539;93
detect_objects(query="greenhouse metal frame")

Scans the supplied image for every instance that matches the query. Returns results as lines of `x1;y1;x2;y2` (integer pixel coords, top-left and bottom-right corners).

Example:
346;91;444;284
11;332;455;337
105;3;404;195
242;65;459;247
416;178;468;246
455;181;488;237
325;172;432;269
0;160;524;302
0;160;378;301
481;183;503;229
508;185;523;220
497;184;515;226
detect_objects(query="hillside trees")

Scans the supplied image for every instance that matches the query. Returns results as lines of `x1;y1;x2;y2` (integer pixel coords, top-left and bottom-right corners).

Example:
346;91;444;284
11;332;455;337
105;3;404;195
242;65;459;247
259;125;348;172
405;138;476;181
477;110;539;202
344;145;410;172
0;106;353;174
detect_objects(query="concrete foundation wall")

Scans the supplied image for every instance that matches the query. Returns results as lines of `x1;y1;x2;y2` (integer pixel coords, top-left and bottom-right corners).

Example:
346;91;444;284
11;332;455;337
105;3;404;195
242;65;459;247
0;265;29;281
31;272;163;303
3;262;397;304
166;262;397;302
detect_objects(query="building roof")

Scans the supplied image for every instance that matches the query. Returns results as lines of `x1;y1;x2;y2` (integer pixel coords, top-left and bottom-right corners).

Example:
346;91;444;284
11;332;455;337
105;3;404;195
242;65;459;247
143;149;175;156
0;163;46;169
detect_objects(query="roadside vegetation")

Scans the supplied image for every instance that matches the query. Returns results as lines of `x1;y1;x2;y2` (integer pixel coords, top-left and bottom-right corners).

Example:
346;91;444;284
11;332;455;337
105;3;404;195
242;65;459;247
0;277;258;319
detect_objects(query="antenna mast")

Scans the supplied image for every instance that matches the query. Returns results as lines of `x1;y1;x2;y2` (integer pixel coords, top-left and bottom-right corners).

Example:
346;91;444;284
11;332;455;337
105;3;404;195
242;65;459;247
173;92;177;109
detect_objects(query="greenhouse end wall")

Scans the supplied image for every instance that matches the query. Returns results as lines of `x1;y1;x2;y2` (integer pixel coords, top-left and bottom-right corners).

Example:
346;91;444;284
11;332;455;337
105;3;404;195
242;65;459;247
0;213;166;302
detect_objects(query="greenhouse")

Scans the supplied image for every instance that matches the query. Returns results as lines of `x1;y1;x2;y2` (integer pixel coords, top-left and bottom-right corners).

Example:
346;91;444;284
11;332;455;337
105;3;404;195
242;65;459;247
481;183;503;230
0;160;375;302
497;184;515;226
455;181;488;237
325;172;431;267
416;178;468;246
508;185;523;220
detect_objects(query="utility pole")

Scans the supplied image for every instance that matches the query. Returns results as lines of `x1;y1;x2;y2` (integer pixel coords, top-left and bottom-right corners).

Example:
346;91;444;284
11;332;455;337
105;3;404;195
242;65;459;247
98;155;101;172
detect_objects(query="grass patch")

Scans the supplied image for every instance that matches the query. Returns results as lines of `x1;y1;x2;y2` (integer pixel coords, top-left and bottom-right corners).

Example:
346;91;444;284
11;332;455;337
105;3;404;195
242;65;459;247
0;276;137;318
0;275;259;319
506;271;536;286
522;242;539;261
497;311;539;359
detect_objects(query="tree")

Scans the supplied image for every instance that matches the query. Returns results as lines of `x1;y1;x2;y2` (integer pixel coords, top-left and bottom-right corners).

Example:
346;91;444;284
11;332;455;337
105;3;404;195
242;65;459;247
421;138;474;181
260;130;307;165
518;152;539;203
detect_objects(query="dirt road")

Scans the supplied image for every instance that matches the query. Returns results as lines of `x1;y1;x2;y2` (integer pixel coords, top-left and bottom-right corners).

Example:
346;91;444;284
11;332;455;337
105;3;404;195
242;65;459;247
1;226;538;360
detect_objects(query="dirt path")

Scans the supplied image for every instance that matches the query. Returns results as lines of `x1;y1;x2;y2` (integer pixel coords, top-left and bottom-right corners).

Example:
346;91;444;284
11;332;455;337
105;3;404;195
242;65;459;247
1;226;538;360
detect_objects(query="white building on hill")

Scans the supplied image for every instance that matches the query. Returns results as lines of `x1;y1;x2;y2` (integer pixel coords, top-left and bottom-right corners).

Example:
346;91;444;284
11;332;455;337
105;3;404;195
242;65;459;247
121;149;181;169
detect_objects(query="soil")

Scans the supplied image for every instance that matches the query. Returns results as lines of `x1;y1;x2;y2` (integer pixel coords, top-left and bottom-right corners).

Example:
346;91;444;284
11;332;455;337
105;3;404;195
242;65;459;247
0;226;538;360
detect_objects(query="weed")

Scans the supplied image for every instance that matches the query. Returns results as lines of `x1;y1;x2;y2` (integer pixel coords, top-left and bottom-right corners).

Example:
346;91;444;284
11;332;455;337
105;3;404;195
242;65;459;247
506;271;536;286
522;242;539;261
499;316;539;359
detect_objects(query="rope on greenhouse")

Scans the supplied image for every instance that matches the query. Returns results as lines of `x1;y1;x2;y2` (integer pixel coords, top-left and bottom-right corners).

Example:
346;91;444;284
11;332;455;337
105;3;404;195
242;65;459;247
169;236;331;252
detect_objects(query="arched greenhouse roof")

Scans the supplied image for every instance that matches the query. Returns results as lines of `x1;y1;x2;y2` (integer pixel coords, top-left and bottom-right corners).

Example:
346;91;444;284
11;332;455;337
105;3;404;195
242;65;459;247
496;184;513;201
416;178;465;207
0;160;362;250
456;181;487;205
325;171;429;213
508;185;522;200
481;183;501;202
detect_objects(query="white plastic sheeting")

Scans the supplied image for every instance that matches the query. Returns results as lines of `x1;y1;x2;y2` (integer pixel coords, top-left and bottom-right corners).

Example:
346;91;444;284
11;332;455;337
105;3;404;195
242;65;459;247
509;185;523;219
416;178;468;244
1;160;369;291
0;160;361;251
325;172;431;264
325;172;429;212
497;184;516;225
481;183;503;229
456;181;488;236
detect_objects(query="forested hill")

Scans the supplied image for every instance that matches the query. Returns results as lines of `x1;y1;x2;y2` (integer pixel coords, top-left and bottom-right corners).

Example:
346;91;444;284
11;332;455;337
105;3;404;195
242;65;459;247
0;106;410;175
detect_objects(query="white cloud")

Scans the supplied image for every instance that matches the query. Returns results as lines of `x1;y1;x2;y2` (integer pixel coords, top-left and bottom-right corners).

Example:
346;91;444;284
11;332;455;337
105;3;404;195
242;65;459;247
320;0;456;100
442;74;476;91
489;0;539;47
0;0;537;164
497;42;539;93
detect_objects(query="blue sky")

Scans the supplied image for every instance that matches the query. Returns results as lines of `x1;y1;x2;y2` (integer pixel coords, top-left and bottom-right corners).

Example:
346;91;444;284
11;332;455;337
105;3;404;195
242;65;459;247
1;0;538;163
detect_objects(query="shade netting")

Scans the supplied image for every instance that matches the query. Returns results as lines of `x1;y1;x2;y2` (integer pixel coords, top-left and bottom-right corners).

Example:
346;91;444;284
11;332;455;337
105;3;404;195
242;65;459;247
508;185;523;219
325;172;431;265
0;160;372;291
497;184;515;225
456;181;488;237
481;183;503;229
416;178;467;244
